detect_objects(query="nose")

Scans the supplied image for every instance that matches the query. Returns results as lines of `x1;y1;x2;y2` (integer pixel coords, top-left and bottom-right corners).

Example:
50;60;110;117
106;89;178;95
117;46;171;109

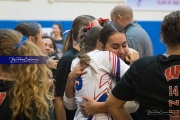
45;46;50;51
118;47;125;55
117;48;125;60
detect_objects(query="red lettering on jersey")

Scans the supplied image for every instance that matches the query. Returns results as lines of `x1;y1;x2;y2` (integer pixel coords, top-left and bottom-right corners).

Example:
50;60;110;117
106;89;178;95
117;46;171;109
165;65;180;81
0;92;6;106
169;110;180;117
169;116;180;120
169;100;179;107
169;86;179;96
169;110;180;120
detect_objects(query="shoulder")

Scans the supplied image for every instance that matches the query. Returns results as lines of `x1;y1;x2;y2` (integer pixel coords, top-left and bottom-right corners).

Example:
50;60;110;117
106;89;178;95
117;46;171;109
93;50;115;60
57;49;79;67
134;55;159;65
131;55;160;72
87;50;109;58
126;21;145;32
71;57;80;68
61;48;79;60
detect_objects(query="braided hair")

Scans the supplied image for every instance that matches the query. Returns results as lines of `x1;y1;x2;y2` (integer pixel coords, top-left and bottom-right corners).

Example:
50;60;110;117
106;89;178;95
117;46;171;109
77;26;102;73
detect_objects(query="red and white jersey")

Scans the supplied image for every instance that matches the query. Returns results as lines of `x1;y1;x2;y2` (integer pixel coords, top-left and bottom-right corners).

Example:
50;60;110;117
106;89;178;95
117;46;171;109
71;50;130;120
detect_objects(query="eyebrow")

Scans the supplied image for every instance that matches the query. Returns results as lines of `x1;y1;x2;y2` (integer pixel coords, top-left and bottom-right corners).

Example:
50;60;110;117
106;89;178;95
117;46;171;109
111;43;119;46
111;41;127;46
122;41;127;45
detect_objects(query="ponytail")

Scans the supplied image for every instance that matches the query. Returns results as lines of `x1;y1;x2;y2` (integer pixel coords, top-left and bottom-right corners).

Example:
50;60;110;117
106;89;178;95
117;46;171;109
62;30;73;53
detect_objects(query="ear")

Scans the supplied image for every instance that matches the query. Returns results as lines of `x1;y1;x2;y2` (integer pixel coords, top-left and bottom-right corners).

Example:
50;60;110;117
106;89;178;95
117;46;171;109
117;15;122;21
28;36;35;43
99;42;104;50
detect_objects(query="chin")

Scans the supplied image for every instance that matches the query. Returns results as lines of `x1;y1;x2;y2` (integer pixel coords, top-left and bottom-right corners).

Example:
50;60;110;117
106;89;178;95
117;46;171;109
119;56;125;61
121;58;125;61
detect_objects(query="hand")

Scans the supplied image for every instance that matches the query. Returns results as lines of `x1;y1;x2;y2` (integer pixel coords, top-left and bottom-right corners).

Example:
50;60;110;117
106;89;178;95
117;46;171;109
69;62;87;79
65;63;87;98
47;56;58;69
80;96;98;116
125;48;139;65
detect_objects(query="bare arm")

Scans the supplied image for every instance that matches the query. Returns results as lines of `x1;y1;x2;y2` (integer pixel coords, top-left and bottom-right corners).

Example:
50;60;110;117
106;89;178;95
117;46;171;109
63;63;87;110
105;94;132;120
65;73;76;98
65;62;87;98
80;96;139;116
54;97;66;120
80;96;107;116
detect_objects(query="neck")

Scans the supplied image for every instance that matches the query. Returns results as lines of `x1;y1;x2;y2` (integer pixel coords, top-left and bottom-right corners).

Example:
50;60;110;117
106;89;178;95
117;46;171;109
74;44;80;51
54;35;62;41
123;18;133;28
166;45;180;55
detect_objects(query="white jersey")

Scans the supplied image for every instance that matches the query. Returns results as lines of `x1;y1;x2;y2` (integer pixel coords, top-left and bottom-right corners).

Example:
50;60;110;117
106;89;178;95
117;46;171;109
71;50;130;120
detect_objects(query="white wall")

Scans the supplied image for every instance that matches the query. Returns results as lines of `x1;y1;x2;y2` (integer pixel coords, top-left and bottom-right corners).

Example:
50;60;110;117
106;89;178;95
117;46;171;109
0;0;173;21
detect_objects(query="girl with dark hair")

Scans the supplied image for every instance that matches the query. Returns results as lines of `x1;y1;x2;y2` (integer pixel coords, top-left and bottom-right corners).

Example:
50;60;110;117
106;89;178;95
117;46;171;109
43;35;59;81
43;35;58;57
100;23;131;64
52;23;64;58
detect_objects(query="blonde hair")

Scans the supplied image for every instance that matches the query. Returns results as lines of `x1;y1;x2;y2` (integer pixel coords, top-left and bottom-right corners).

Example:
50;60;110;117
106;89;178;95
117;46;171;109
0;29;52;120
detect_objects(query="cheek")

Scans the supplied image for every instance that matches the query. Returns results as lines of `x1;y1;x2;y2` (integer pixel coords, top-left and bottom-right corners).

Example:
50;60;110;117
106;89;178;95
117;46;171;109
50;48;55;53
124;47;129;54
105;47;118;55
110;49;118;55
37;39;45;48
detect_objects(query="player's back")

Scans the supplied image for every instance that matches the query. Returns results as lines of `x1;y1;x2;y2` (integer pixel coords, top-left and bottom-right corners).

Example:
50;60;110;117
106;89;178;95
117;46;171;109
71;50;129;120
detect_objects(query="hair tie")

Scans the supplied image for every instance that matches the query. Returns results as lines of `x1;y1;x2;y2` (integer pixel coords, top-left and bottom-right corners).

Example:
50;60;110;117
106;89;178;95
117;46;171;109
63;30;71;35
98;18;109;26
85;22;94;31
14;36;27;49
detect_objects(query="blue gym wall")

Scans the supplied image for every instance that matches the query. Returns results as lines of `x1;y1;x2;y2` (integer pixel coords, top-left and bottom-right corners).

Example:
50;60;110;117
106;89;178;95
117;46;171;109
0;20;166;55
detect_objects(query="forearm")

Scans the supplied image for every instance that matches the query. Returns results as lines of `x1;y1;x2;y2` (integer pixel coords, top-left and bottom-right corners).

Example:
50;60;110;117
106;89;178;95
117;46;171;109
108;107;132;120
105;94;132;120
65;74;76;98
63;93;77;110
54;97;66;120
95;102;107;113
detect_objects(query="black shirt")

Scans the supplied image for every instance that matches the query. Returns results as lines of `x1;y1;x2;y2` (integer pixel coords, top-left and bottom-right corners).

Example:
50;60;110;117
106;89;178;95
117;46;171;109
54;39;64;54
0;80;14;120
55;47;79;120
49;53;60;80
112;55;180;120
